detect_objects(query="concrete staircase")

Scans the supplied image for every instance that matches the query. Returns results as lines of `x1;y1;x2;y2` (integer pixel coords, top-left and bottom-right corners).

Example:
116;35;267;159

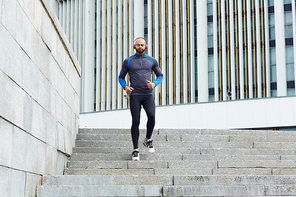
37;128;296;196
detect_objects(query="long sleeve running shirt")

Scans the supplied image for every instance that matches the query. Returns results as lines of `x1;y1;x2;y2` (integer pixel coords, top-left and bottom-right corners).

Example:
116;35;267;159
118;53;164;95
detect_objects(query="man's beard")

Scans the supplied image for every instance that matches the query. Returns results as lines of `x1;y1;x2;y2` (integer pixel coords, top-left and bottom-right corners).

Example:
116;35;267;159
136;48;145;54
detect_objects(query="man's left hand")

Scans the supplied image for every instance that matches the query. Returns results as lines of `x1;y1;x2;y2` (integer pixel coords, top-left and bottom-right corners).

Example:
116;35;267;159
146;80;155;89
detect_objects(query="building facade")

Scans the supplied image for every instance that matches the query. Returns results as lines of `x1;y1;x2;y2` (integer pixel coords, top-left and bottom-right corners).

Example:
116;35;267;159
52;0;296;129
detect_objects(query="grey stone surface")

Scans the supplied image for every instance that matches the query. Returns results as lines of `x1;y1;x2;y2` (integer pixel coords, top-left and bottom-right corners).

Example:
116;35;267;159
163;185;265;196
218;160;296;168
70;153;182;161
266;185;296;195
64;169;155;176
37;185;163;196
183;154;280;161
0;0;2;21
201;148;296;155
213;168;272;175
0;166;9;197
154;168;213;175
168;160;217;169
182;134;230;142
68;161;128;169
8;168;26;197
25;172;41;197
0;118;13;167
2;0;16;38
158;129;201;135
273;168;296;175
173;175;296;186
128;160;167;169
11;127;27;171
26;133;38;173
230;135;296;142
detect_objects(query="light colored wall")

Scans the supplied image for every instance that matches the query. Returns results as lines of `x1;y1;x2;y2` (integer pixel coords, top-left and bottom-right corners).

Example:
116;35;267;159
80;96;296;130
0;0;81;196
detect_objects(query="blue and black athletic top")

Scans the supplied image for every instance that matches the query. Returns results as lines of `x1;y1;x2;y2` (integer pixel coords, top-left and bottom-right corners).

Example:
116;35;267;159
119;53;164;95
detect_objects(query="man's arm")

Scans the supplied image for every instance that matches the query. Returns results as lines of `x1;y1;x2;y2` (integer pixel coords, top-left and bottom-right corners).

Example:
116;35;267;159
118;60;134;94
152;59;164;86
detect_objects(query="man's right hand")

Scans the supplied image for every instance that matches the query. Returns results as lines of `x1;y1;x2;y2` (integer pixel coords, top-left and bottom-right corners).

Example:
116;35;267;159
124;86;134;94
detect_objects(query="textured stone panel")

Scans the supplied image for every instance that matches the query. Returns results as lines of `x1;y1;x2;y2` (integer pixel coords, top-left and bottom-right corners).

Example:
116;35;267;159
37;140;46;175
46;114;57;148
11;127;27;171
0;166;9;197
45;145;58;175
57;123;65;152
0;0;2;21
2;0;16;38
26;134;38;173
25;172;41;197
0;118;13;167
33;0;43;35
8;168;26;197
57;152;67;175
41;7;52;51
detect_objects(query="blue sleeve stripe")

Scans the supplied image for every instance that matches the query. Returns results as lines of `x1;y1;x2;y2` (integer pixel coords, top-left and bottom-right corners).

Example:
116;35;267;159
118;77;127;89
144;55;154;66
127;55;136;68
154;76;163;87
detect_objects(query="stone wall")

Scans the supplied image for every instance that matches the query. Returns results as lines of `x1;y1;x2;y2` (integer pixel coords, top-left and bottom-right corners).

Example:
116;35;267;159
0;0;81;196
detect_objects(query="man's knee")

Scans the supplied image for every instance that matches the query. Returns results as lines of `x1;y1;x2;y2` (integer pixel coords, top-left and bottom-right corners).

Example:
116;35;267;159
132;119;140;127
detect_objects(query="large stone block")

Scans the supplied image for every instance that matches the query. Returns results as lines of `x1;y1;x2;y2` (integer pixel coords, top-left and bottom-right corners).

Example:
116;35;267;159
37;140;46;175
57;122;65;152
0;0;2;21
33;0;43;35
11;127;27;171
41;7;53;52
57;152;67;175
44;145;58;175
25;172;41;197
25;134;38;173
0;118;13;167
0;166;9;197
2;0;16;38
8;168;26;197
46;114;57;148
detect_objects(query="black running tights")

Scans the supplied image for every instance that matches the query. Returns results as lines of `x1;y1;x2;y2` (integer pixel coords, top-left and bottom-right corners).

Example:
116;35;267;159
130;95;155;149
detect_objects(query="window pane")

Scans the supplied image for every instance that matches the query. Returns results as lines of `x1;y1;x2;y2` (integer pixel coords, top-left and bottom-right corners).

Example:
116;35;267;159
269;15;275;26
207;3;213;15
208;72;214;88
208;23;213;35
208;55;214;71
268;0;274;6
270;48;276;65
284;0;292;3
286;63;294;80
208;36;213;48
285;25;293;38
285;12;292;24
287;88;295;96
286;46;294;63
270;65;277;82
269;27;275;40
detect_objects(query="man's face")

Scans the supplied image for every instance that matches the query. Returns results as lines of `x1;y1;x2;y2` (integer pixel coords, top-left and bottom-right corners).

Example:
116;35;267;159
135;39;146;54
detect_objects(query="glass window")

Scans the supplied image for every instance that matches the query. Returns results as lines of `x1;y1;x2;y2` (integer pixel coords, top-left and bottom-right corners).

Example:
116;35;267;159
270;65;277;82
268;0;274;6
287;89;295;96
269;15;275;26
270;48;276;65
284;0;292;3
208;23;213;35
208;72;214;88
269;27;275;40
207;3;213;15
285;12;292;24
285;25;293;38
286;46;294;63
208;55;214;71
286;63;295;80
208;36;213;48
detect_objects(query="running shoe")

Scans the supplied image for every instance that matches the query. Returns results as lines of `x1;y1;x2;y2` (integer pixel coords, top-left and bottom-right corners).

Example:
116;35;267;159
132;150;140;161
143;139;155;154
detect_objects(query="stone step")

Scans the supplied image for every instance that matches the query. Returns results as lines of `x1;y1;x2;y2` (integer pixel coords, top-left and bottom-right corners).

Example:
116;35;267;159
70;153;183;161
70;153;282;161
200;148;296;155
64;168;155;175
79;128;296;137
163;185;282;196
37;185;163;196
41;175;173;186
218;160;296;168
